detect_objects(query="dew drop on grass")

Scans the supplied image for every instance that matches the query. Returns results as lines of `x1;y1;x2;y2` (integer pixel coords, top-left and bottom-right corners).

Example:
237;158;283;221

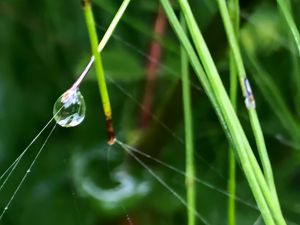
53;88;86;127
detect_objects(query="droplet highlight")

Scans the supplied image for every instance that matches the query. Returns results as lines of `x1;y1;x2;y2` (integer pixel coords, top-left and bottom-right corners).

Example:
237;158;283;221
53;88;86;127
244;78;256;109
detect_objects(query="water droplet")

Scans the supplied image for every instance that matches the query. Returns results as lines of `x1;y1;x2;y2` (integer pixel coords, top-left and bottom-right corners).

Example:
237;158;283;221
244;78;256;109
4;207;8;211
245;95;256;109
53;88;86;127
27;169;31;173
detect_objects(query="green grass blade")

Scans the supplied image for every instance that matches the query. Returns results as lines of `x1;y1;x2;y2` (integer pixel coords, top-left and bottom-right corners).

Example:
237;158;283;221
243;48;300;141
290;39;300;117
96;0;132;53
228;147;236;225
227;0;239;224
82;0;115;144
180;17;196;225
72;0;132;90
277;0;300;55
164;0;287;224
94;0;178;55
216;0;281;212
159;0;277;224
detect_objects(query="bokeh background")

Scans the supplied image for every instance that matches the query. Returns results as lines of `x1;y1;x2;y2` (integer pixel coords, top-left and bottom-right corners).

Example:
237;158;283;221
0;0;299;224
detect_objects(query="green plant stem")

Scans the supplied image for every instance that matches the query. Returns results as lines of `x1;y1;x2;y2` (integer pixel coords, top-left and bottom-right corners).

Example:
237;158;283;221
181;0;285;221
181;16;196;225
290;39;300;118
96;0;131;53
73;0;132;90
243;48;300;142
227;0;239;224
94;0;177;55
216;0;281;209
160;0;274;223
160;0;286;224
277;0;300;55
82;0;115;145
179;0;284;221
228;147;236;225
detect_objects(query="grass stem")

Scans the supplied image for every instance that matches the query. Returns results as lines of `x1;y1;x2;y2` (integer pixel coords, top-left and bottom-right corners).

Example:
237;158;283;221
181;16;196;225
216;0;281;211
82;0;115;145
277;0;300;55
227;0;239;224
72;0;132;90
160;0;286;224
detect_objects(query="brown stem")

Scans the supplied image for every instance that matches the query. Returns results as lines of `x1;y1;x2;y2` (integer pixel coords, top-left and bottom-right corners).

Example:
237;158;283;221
106;118;116;145
139;7;167;128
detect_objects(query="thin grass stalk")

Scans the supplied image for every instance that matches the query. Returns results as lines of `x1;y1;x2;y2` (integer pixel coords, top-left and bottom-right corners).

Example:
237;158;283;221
180;16;196;225
278;0;300;118
290;39;300;118
216;0;280;209
243;48;300;141
72;0;132;89
277;0;300;55
177;0;285;222
228;56;237;225
159;0;276;224
96;0;131;53
227;137;236;225
227;0;239;224
94;0;177;54
171;0;287;223
82;0;115;145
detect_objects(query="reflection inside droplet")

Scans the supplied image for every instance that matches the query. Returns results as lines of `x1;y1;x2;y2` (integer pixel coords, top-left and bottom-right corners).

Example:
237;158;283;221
53;88;86;127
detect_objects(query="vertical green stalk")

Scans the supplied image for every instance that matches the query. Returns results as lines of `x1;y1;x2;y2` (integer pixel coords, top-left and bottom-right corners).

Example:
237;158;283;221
290;39;300;117
181;16;196;225
160;0;275;224
227;145;236;225
227;0;239;224
82;0;115;145
243;48;300;141
162;0;286;224
96;0;132;53
216;0;280;208
277;0;300;55
72;0;132;89
281;0;300;120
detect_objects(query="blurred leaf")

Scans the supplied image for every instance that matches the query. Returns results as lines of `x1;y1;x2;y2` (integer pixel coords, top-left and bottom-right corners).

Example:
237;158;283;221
241;4;285;55
74;47;145;83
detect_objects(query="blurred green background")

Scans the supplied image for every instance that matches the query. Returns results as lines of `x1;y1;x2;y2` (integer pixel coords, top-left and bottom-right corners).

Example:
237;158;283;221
0;0;300;224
